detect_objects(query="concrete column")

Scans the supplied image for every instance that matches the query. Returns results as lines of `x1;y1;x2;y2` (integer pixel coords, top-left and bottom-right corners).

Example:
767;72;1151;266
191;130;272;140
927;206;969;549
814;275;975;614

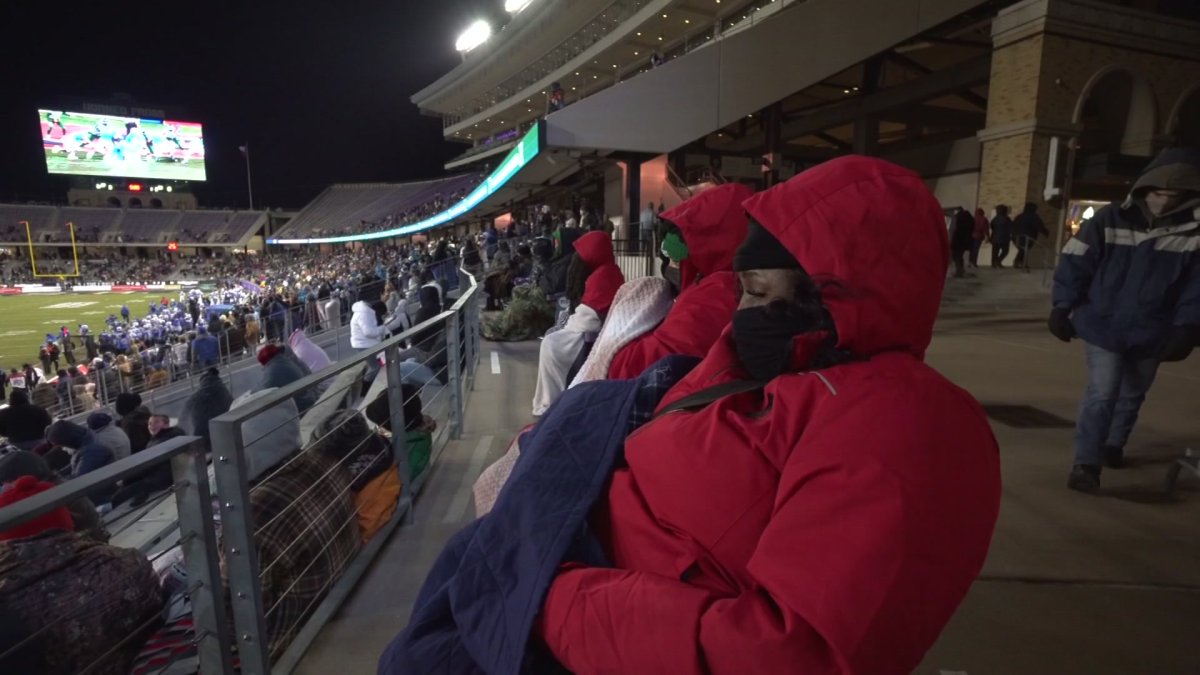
852;56;884;156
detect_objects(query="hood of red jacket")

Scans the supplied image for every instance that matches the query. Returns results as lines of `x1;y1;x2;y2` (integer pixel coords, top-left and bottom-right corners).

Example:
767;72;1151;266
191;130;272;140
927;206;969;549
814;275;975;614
741;156;947;359
572;231;615;271
660;183;754;288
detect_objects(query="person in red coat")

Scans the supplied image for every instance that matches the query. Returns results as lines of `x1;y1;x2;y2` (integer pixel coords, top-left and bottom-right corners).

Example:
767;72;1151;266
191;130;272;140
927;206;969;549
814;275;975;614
532;231;625;416
608;183;752;380
536;156;1002;674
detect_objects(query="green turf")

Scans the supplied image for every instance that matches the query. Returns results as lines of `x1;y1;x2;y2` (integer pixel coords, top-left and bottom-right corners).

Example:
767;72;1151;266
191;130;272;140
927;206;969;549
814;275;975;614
0;291;171;370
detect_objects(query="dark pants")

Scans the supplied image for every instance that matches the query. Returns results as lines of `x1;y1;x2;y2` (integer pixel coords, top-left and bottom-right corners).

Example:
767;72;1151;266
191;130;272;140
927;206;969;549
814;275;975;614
1014;241;1033;269
968;239;983;267
991;240;1010;267
951;248;968;277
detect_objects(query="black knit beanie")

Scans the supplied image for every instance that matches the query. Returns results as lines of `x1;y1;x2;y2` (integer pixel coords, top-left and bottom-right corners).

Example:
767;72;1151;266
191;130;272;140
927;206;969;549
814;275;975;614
116;392;142;417
733;220;800;272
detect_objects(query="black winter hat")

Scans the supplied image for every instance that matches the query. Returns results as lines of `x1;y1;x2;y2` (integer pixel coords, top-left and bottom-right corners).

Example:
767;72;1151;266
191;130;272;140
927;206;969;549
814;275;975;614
733;220;801;272
116;392;143;417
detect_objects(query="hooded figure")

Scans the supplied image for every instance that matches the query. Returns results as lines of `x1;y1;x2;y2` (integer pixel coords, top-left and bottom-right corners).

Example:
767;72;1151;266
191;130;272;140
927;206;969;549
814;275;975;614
0;450;106;541
254;344;317;413
1051;147;1200;490
184;368;233;453
45;420;115;504
530;232;626;416
85;411;131;461
608;183;752;380
116;392;152;455
0;389;52;451
524;157;1001;674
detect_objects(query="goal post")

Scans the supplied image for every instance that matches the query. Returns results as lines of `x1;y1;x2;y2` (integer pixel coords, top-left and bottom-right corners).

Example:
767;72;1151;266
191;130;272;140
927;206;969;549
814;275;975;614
23;219;81;278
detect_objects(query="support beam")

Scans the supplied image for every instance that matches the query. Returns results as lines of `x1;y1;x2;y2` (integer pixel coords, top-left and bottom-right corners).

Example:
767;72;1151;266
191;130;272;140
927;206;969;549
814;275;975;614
722;54;991;152
814;132;852;151
885;51;989;110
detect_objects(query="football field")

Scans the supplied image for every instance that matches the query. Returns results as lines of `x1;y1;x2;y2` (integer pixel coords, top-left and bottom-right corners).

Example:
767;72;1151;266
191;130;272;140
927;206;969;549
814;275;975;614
0;292;168;370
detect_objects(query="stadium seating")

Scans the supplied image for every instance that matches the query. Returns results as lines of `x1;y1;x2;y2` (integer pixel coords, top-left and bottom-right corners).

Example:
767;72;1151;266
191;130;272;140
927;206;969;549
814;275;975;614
0;204;265;246
274;172;484;238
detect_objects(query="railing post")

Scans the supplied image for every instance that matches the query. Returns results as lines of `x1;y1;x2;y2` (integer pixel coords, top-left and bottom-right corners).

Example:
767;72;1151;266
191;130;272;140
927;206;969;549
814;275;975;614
463;295;476;387
171;439;236;675
382;344;413;516
209;417;271;675
446;312;464;440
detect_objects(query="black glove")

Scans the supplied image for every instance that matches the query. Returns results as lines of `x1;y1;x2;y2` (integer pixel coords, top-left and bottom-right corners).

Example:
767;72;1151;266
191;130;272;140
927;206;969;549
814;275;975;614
1048;308;1075;343
1159;326;1199;362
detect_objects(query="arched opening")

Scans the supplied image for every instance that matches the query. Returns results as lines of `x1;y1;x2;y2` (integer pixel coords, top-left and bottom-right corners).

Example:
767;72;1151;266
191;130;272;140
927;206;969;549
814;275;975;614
128;197;142;208
1167;86;1200;148
106;196;122;207
1073;67;1158;158
150;198;164;209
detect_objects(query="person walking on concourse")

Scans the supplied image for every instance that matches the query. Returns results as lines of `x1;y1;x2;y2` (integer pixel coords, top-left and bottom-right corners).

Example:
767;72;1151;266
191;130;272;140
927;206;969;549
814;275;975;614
1051;147;1200;492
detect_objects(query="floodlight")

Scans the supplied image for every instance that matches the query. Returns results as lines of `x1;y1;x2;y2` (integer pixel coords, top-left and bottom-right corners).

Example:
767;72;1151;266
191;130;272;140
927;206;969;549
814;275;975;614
455;20;492;52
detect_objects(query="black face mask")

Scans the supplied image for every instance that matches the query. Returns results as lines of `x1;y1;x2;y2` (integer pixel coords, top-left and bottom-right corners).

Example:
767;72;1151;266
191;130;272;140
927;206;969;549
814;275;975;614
732;299;824;381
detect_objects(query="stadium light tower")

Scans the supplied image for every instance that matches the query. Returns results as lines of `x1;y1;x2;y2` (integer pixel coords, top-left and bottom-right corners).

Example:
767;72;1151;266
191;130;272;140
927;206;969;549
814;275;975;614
455;19;492;53
505;0;535;13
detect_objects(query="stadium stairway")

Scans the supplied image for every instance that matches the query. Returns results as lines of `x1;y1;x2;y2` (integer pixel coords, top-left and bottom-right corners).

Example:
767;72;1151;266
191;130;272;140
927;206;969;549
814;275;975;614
293;339;541;674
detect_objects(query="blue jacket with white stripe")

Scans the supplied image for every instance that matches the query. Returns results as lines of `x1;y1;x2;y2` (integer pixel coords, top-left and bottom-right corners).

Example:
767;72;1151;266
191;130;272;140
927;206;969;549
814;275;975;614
1052;148;1200;356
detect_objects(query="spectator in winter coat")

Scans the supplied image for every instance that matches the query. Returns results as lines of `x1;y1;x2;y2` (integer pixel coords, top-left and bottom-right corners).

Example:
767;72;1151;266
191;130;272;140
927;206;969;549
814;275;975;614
990;204;1013;267
0;484;162;675
220;389;359;658
1012;201;1049;269
30;382;56;411
523;157;1001;674
0;390;52;451
86;411;132;461
1051;147;1200;492
116;392;153;455
0;450;106;541
971;208;989;268
608;183;752;380
253;344;317;413
350;297;406;385
184;368;232;453
111;414;189;507
950;208;976;278
532;231;624;416
191;326;220;368
45;420;115;504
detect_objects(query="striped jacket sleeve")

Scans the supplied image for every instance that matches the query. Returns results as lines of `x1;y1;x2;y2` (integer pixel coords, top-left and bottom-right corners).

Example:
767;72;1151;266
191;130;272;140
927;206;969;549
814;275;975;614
1052;210;1107;310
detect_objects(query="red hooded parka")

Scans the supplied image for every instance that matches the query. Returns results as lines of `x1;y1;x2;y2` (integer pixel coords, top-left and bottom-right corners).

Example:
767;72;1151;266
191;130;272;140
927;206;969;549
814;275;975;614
538;156;1002;674
574;231;625;315
607;183;752;380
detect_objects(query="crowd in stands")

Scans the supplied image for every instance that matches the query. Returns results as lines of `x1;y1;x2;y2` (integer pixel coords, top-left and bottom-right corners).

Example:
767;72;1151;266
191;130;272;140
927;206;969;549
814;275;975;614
0;241;469;672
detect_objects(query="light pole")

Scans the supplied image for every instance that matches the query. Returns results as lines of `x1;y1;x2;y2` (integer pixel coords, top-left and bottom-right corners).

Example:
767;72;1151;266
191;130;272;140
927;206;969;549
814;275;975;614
240;143;255;210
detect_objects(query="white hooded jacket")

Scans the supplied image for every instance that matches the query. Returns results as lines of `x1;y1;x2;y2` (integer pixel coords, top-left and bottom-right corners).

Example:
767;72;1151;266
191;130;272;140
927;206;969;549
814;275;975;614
351;300;406;349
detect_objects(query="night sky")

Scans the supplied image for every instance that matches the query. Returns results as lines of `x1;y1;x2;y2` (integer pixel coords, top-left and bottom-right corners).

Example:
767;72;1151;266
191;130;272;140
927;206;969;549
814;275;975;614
0;0;506;209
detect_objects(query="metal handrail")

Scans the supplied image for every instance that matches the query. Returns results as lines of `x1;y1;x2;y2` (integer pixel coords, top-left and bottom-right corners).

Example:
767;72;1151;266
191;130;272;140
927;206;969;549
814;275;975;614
0;434;235;675
207;264;480;674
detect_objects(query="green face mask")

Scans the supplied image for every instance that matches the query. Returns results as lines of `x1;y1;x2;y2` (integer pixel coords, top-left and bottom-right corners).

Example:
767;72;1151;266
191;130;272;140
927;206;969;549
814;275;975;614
661;232;689;263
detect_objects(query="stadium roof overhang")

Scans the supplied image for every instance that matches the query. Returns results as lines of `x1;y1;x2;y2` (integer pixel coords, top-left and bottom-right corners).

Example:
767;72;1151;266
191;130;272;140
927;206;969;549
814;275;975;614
266;122;591;245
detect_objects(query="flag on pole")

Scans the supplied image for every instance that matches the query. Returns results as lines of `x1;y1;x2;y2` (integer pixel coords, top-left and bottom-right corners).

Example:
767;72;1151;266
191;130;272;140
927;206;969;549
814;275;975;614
238;144;248;155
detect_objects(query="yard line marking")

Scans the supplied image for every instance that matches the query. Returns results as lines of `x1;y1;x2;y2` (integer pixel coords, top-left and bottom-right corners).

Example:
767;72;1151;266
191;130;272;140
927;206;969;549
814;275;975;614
442;435;494;524
490;350;501;374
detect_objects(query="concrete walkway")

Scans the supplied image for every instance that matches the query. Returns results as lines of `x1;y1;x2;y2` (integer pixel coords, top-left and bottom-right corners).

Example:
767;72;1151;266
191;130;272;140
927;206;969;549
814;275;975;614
299;273;1200;674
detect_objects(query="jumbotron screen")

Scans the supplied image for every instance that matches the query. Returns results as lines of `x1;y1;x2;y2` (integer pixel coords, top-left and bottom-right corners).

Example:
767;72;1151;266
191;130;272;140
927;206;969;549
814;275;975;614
38;109;207;182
